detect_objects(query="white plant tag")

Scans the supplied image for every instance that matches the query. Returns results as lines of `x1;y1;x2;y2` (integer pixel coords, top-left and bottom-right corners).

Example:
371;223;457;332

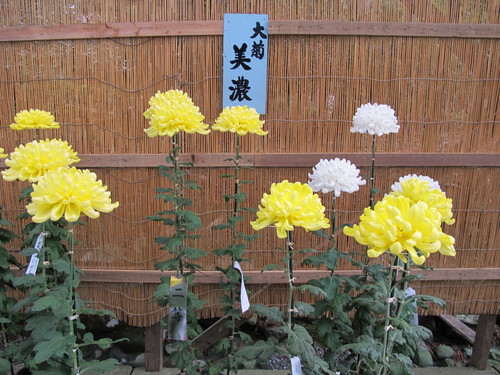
168;276;188;341
290;356;303;375
26;232;46;275
25;255;40;275
233;261;250;313
34;233;45;251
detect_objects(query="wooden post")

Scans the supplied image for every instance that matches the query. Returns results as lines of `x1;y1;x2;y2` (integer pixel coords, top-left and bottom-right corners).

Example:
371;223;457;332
470;314;497;370
145;322;164;371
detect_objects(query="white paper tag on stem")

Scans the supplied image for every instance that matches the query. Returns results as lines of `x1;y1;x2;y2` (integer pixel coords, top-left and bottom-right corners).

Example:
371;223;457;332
26;232;45;275
25;255;40;275
34;232;45;251
290;356;303;375
233;261;250;313
168;276;188;341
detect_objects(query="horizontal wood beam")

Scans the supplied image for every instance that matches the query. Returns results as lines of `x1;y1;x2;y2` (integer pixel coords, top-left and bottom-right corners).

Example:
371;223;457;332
79;268;500;284
1;20;499;42
2;153;497;169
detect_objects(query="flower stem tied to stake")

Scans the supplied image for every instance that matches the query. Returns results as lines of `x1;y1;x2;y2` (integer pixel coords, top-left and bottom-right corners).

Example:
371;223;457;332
67;223;80;375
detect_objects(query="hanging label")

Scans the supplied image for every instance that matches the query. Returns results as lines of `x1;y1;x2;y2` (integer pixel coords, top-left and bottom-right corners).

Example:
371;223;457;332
168;276;188;341
233;261;250;313
223;13;269;113
26;232;46;275
26;255;40;275
290;356;303;375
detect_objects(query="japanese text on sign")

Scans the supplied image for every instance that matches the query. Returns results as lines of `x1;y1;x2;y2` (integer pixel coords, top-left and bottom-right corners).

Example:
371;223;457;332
223;14;269;114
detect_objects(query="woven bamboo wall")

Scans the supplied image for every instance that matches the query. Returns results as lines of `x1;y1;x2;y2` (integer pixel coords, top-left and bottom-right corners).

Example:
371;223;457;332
0;0;499;326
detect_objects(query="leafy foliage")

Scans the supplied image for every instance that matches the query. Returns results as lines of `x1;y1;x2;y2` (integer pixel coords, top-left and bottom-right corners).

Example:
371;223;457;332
149;142;207;374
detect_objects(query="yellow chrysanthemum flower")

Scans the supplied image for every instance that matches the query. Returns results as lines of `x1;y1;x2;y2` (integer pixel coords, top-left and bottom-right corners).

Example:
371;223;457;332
343;195;455;265
9;109;60;130
250;180;330;239
391;176;455;225
27;167;119;223
2;139;80;182
212;106;267;136
144;90;210;137
0;148;7;158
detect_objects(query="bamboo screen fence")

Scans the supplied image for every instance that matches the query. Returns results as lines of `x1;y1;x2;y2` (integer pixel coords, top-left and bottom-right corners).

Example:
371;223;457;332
0;0;499;326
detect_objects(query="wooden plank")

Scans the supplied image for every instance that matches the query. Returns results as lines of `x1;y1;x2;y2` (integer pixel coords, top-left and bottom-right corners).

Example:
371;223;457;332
471;314;497;370
144;322;164;371
253;153;500;168
439;314;476;344
0;21;223;41
1;21;499;42
191;315;248;353
269;20;500;38
79;268;500;284
3;153;497;169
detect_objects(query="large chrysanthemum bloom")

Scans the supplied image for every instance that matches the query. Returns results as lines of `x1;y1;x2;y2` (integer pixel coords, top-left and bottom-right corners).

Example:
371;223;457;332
144;90;210;137
308;158;366;197
250;180;330;239
343;194;455;265
212;106;267;136
27;167;119;223
9;109;60;130
2;139;80;182
0;148;7;158
391;175;455;225
351;103;399;136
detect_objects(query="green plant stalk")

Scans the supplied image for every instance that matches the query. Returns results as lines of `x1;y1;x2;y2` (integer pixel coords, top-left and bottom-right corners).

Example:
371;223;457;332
286;231;294;329
41;221;48;294
369;134;376;209
172;134;184;277
378;254;399;375
67;222;79;375
329;196;337;264
363;135;377;280
228;134;242;375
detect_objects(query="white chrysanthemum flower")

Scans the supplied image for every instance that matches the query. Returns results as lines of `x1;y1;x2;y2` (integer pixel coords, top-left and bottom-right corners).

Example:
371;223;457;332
391;174;441;193
352;103;399;136
308;158;366;197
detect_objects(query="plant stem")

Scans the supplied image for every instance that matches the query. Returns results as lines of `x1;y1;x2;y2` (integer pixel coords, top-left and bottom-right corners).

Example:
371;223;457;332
369;135;376;209
286;231;295;329
228;135;243;375
329;196;337;276
41;222;48;293
172;134;184;277
67;222;79;375
378;254;399;375
363;135;377;281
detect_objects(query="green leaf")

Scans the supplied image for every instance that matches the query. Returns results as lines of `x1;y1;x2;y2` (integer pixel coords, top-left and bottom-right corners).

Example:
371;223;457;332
33;332;68;363
235;337;285;363
251;304;284;324
155;236;182;249
183;247;206;260
177;210;201;230
31;295;66;313
212;224;231;230
239;330;253;344
237;233;259;242
25;314;60;341
261;264;283;272
0;358;11;373
297;284;327;297
294;301;315;315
